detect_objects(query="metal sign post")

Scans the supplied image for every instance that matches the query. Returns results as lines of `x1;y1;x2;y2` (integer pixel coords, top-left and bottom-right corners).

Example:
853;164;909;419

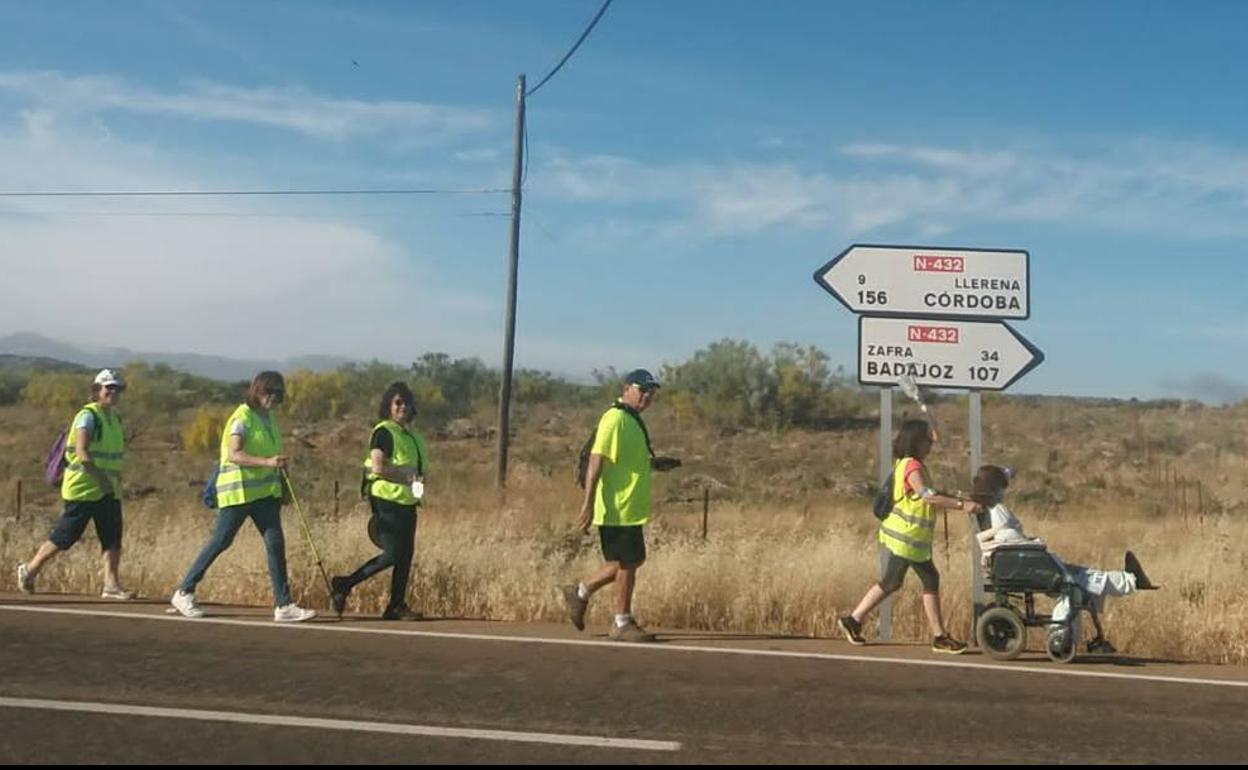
969;391;985;626
878;387;893;641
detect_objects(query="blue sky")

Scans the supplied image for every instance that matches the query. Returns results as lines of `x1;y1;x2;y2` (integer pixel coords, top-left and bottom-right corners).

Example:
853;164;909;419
1;0;1246;402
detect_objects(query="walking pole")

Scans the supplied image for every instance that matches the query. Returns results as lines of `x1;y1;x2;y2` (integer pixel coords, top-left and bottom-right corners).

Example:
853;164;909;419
281;468;334;602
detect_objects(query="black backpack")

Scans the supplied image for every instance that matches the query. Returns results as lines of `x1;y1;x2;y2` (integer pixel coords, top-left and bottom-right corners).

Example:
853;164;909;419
576;403;654;489
873;463;898;521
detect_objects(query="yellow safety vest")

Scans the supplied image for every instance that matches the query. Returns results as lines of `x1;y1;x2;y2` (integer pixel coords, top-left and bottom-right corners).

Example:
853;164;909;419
214;404;283;508
878;456;937;561
363;420;427;506
62;403;124;502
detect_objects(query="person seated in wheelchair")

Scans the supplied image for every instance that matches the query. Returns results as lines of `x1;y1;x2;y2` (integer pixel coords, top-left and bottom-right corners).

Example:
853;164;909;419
971;464;1158;654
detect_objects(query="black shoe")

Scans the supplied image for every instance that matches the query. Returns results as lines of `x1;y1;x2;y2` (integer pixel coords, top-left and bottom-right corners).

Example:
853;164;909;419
330;576;351;617
1124;551;1158;590
837;615;866;646
1087;637;1118;655
382;605;424;621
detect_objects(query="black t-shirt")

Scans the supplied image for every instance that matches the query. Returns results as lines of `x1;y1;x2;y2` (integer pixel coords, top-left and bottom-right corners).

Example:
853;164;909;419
369;426;394;458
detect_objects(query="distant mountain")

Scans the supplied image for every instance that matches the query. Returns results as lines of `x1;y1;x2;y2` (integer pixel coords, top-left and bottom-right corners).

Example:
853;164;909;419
0;332;356;382
0;353;90;373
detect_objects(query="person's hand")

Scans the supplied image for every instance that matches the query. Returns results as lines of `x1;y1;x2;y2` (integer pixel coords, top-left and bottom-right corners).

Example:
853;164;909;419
962;499;983;514
651;456;682;472
575;500;593;534
269;455;288;470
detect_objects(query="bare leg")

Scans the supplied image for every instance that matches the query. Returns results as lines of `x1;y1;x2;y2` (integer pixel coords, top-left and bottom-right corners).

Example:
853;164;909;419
101;547;121;588
583;562;619;595
614;565;637;616
921;592;947;637
25;541;60;575
851;583;890;622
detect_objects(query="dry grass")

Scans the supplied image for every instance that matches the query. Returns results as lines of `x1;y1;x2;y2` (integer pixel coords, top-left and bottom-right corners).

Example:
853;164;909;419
4;471;1246;665
2;398;1247;665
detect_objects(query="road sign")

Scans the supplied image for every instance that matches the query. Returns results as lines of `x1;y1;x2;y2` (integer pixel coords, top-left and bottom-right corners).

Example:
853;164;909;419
858;316;1044;391
814;244;1029;320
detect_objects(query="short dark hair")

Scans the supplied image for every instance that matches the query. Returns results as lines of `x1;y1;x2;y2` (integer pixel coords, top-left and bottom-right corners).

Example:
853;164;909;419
246;371;285;409
378;381;417;423
970;465;1010;508
892;419;932;460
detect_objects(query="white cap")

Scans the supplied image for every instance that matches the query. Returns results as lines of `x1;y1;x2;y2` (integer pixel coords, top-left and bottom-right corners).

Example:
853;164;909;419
93;369;125;388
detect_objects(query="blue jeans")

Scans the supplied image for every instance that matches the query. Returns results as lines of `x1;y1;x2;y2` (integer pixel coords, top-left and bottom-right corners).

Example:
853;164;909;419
179;497;291;607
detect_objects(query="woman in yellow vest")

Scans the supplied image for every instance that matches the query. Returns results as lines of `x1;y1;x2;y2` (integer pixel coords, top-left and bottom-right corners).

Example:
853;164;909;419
170;371;316;622
837;419;981;654
17;369;133;599
330;381;427;620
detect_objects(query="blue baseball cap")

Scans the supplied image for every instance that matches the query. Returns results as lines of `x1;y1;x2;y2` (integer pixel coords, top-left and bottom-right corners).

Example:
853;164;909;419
624;369;661;390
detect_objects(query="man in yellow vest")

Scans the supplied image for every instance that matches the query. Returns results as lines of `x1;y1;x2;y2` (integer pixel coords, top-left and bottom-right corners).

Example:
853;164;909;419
560;369;679;642
17;369;134;599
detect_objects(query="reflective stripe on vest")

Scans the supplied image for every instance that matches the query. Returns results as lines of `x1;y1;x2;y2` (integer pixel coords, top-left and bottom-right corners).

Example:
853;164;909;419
878;457;937;561
363;420;426;506
62;404;124;502
215;404;283;508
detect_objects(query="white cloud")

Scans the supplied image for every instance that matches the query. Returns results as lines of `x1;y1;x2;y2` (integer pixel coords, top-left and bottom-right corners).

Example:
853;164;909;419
0;70;494;141
532;135;1248;240
0;94;496;363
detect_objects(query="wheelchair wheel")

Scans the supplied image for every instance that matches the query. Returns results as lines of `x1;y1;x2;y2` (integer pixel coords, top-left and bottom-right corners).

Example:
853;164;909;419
1045;625;1078;664
976;606;1026;661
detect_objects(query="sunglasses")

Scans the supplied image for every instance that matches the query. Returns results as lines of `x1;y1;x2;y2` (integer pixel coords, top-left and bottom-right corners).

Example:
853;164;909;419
266;389;285;402
104;384;126;393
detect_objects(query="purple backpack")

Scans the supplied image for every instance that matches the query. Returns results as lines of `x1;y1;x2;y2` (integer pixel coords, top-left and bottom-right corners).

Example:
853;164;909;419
43;429;70;486
44;406;103;486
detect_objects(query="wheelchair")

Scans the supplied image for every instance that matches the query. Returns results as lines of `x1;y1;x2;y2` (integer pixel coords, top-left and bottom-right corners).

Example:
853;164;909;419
975;543;1098;663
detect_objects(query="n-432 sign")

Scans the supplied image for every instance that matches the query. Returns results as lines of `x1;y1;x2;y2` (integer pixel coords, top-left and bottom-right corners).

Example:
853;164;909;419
814;244;1029;320
858;317;1044;391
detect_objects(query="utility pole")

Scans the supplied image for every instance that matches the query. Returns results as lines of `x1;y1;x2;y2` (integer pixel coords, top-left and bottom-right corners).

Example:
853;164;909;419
495;74;526;488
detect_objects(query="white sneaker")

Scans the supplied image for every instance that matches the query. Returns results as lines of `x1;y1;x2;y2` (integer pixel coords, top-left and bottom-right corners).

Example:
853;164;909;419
170;590;204;618
101;585;136;600
16;563;35;594
274;603;316;623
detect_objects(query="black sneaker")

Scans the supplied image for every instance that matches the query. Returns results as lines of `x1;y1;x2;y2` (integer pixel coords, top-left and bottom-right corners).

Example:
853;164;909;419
1125;551;1158;590
382;605;424;621
838;615;866;646
932;634;969;655
330;576;351;617
1087;637;1117;654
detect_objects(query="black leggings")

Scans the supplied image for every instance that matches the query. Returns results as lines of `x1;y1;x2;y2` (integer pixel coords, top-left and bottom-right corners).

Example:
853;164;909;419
345;497;417;611
879;552;940;595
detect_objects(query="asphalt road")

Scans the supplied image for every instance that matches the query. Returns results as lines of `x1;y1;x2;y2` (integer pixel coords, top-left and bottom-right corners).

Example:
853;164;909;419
1;594;1246;764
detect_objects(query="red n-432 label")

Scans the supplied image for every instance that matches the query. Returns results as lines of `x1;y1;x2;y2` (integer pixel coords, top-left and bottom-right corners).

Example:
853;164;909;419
908;325;960;343
913;254;964;273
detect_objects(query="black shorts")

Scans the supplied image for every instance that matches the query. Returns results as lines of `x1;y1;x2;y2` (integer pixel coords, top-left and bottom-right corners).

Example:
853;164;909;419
880;552;940;594
49;496;123;551
599;525;646;567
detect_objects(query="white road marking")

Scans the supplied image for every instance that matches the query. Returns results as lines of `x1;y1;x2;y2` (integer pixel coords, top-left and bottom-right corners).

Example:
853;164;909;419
0;696;681;752
2;603;1246;690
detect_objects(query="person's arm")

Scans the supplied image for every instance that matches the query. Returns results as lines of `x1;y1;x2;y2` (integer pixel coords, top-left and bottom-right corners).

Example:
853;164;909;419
576;453;607;533
369;448;420;484
226;430;286;469
73;425;113;490
905;467;980;514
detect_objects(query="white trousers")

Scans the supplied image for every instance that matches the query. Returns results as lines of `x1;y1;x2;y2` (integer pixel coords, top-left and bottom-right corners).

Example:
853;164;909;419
1052;564;1137;623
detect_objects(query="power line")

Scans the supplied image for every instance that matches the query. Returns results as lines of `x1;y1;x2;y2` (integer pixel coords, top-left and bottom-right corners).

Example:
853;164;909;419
525;0;613;98
0;187;509;198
